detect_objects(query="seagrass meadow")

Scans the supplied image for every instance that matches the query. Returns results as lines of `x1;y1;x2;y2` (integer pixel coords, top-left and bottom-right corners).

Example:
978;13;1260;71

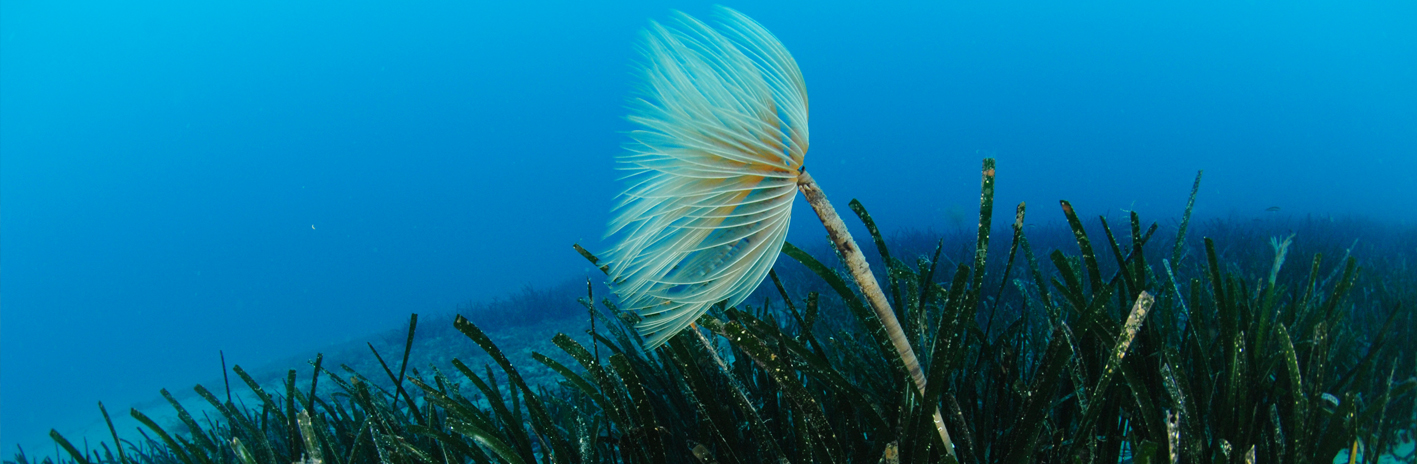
19;162;1417;464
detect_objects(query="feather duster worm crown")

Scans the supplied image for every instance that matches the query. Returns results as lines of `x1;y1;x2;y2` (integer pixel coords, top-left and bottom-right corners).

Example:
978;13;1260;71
603;7;808;349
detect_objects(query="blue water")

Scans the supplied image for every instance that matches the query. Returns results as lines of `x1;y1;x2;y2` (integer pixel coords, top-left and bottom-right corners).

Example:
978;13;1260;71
3;0;1413;456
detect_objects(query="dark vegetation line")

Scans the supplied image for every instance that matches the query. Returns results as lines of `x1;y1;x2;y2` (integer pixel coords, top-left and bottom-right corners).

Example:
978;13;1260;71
16;162;1417;464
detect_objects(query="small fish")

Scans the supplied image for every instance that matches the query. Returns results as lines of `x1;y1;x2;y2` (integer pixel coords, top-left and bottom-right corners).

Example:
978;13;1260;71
616;311;642;325
687;440;717;464
1266;206;1281;212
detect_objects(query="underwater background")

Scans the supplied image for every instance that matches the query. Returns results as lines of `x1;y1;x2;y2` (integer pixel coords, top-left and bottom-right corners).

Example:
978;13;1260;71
2;0;1414;459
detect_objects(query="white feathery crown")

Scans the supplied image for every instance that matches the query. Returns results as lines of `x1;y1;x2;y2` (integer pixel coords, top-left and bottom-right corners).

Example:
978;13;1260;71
603;7;808;349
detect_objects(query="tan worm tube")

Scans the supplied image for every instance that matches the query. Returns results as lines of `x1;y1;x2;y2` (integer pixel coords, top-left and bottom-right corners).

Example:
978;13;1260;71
797;171;956;458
